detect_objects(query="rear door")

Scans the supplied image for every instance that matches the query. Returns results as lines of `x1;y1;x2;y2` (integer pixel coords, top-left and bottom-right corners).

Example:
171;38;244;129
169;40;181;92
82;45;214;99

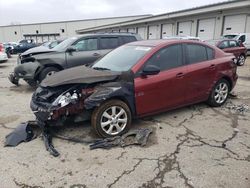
66;37;100;68
184;44;216;103
227;40;242;58
135;44;187;116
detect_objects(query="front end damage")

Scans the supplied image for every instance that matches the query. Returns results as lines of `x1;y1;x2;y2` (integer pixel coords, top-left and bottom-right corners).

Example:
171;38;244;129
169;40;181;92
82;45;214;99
9;61;40;86
31;81;135;127
29;68;135;156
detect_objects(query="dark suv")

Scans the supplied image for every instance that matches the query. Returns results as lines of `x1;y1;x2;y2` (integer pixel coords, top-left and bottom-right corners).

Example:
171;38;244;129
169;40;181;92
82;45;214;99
9;33;142;86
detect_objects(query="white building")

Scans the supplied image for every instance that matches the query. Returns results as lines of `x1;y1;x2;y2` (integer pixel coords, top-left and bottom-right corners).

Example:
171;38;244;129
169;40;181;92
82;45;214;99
1;0;250;43
0;15;151;43
76;0;250;40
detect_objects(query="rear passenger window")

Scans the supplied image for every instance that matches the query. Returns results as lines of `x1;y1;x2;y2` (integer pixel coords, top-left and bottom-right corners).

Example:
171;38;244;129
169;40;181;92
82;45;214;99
121;36;136;44
100;37;119;49
146;44;183;71
206;47;214;60
186;44;207;64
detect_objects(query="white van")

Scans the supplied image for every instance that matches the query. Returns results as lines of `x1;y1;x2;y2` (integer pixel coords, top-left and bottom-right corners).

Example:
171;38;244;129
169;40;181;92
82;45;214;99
223;33;250;55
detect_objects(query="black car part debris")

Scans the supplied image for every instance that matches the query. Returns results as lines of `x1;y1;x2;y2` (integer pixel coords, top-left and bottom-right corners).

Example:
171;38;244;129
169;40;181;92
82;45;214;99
4;121;38;147
42;126;60;157
8;72;19;86
224;102;249;114
90;128;153;150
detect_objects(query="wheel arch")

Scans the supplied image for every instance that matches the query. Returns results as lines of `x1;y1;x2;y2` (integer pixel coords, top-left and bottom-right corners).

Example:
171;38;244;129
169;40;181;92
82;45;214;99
34;63;64;80
220;76;233;91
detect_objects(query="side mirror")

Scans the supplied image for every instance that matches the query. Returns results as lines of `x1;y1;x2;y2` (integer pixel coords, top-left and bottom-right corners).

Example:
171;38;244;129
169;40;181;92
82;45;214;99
66;46;76;53
141;65;160;76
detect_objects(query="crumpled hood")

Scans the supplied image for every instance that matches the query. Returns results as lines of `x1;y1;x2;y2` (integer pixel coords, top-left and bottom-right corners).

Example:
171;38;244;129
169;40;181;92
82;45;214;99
21;46;55;56
41;65;120;87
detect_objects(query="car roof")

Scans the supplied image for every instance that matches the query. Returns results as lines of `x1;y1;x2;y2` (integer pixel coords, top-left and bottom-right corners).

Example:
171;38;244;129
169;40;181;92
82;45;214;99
75;33;139;39
126;39;204;47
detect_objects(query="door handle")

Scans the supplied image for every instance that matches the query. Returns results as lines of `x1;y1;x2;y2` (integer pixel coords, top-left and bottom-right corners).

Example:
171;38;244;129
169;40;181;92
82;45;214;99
93;53;100;56
210;64;215;69
176;72;184;78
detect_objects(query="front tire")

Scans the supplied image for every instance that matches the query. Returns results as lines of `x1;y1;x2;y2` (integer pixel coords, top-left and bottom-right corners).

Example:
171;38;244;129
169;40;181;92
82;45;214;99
91;99;132;138
38;67;59;83
207;79;230;107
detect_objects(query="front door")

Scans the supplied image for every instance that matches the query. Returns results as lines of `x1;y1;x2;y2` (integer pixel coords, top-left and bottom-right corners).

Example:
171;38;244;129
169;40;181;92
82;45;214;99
66;37;101;68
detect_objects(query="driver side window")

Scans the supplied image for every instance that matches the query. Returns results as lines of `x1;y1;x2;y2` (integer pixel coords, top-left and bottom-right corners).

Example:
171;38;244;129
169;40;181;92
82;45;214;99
73;38;98;51
145;44;183;71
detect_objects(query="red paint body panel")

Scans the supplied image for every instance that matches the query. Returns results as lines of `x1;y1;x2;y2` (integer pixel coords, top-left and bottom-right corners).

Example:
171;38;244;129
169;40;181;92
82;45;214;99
216;39;247;59
129;40;238;117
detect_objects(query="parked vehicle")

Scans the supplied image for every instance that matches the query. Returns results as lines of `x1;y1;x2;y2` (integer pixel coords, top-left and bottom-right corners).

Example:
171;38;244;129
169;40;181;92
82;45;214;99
12;39;37;54
0;43;8;63
223;33;250;55
18;39;65;63
31;40;238;138
3;43;15;58
206;39;247;66
9;33;142;86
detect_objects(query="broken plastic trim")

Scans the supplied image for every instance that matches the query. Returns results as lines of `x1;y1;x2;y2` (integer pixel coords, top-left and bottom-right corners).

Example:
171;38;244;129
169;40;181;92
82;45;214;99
5;121;37;147
89;128;153;150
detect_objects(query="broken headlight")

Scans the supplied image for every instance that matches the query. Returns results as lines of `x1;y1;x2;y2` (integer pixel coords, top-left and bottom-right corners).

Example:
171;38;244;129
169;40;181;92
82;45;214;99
52;91;78;108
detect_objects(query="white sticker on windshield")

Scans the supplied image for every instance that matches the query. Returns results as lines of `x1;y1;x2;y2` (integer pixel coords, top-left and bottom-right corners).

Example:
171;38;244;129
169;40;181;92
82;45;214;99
135;47;151;51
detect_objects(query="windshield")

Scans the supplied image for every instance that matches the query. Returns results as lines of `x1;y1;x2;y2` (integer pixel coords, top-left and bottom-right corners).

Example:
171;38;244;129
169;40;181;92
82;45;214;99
92;45;152;72
223;35;237;39
53;37;76;51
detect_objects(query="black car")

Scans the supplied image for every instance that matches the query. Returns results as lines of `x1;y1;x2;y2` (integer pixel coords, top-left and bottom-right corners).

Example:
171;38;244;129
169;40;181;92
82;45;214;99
9;33;142;87
12;39;37;54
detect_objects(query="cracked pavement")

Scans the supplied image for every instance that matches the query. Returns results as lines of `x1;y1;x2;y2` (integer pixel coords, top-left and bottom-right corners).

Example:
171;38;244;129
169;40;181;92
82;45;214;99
0;56;250;188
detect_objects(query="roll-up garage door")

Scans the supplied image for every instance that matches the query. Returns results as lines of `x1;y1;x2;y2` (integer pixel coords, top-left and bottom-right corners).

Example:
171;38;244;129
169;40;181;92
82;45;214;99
198;18;216;40
128;28;136;33
148;25;160;39
178;21;192;36
161;23;173;38
223;15;247;34
137;27;147;40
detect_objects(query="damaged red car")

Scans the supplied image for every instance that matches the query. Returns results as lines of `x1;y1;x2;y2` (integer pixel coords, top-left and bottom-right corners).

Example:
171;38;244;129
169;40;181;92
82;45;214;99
31;40;238;138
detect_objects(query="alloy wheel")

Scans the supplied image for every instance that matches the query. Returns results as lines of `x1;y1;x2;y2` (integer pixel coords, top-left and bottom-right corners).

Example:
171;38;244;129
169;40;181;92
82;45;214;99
214;82;229;104
100;106;128;135
238;55;245;66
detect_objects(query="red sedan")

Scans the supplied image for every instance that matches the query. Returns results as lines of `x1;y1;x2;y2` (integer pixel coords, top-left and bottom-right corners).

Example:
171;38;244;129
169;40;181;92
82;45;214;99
32;40;238;137
207;39;247;66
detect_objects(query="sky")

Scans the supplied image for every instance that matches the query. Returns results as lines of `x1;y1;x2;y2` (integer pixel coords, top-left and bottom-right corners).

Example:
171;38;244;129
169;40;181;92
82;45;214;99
0;0;228;26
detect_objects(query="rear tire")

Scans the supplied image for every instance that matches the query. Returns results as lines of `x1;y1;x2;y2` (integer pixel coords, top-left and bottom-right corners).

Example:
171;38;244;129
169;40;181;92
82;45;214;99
38;67;59;83
91;99;132;138
237;54;245;66
207;79;230;107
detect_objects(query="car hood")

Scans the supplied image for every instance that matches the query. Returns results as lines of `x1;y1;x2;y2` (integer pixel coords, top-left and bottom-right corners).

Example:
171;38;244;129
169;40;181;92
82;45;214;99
41;65;120;87
21;46;55;56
